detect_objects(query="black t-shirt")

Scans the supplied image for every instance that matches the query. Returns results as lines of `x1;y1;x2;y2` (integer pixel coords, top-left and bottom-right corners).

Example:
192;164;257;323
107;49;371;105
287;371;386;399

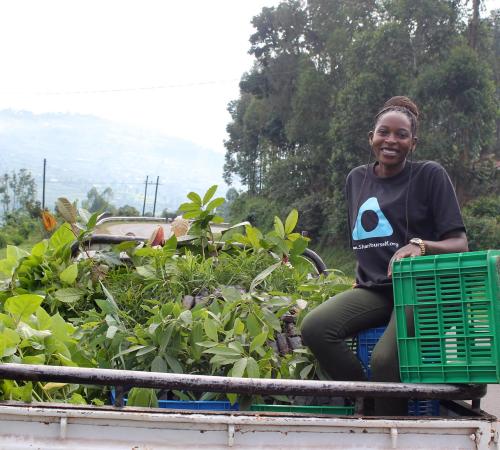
345;160;465;290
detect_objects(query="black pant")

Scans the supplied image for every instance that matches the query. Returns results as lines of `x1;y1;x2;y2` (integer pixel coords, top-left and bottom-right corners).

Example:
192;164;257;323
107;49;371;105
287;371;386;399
300;287;414;415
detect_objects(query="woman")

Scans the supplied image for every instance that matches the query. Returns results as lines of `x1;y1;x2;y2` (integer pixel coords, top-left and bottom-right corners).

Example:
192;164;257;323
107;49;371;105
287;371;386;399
301;96;468;415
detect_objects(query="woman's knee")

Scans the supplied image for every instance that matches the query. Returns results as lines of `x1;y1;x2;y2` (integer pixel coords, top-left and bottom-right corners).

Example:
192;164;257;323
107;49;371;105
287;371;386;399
370;346;400;382
300;306;344;351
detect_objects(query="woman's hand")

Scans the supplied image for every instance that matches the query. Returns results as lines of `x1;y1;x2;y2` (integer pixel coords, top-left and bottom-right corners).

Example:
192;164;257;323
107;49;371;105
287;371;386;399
387;231;468;277
387;244;421;277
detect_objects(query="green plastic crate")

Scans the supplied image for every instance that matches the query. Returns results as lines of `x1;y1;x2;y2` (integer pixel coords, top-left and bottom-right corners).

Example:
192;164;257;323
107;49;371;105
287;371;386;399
250;404;355;415
393;250;500;383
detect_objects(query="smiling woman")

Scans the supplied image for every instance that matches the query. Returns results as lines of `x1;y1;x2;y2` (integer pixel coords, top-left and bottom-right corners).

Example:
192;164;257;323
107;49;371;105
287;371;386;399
301;95;469;416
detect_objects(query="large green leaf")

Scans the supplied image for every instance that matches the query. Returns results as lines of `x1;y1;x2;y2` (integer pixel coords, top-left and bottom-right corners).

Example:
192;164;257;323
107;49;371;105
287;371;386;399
246;357;260;378
202;185;218;205
250;331;268;354
187;192;202;206
231;358;247;378
205;197;225;212
204;317;219;341
5;294;44;321
54;288;85;304
284;209;298;235
49;223;75;250
59;263;78;285
273;216;285;239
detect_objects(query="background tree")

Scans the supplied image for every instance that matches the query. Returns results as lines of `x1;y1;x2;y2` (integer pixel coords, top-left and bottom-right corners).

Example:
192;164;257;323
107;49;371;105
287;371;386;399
82;187;116;214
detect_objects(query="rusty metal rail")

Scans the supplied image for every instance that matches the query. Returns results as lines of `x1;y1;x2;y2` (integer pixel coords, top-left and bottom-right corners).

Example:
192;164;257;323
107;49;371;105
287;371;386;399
0;363;486;400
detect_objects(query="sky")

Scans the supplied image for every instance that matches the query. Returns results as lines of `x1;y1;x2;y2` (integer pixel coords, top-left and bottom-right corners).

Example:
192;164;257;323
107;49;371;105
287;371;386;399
0;0;497;155
0;0;281;153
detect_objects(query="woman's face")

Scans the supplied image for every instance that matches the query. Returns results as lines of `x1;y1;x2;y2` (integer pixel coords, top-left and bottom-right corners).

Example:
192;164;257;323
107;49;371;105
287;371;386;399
368;111;417;175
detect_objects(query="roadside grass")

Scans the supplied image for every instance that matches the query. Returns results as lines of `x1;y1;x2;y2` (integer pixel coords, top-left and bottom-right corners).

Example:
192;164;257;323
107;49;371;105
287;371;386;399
312;244;356;279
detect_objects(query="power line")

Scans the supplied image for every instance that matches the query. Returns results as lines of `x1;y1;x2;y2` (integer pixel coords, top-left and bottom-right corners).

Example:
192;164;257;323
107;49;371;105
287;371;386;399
3;78;239;97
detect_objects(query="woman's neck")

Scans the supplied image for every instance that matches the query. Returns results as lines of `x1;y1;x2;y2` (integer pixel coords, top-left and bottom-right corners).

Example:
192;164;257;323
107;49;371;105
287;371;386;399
374;160;407;178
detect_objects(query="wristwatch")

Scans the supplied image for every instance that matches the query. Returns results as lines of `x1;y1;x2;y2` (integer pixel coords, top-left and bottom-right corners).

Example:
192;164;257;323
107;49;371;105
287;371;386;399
410;238;426;256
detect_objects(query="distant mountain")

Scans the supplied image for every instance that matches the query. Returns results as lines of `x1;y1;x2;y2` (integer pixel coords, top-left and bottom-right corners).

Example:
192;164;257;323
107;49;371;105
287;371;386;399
0;110;228;214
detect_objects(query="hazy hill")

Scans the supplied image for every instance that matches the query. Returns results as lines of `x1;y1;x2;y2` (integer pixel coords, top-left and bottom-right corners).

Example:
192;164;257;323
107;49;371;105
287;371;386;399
0;110;227;214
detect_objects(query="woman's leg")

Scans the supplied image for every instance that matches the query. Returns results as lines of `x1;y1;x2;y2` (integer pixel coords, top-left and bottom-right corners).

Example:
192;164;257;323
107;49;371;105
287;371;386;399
371;307;415;415
301;288;393;381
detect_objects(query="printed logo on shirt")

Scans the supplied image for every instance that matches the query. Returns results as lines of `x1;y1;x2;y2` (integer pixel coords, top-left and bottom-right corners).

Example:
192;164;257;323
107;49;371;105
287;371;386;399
352;197;394;241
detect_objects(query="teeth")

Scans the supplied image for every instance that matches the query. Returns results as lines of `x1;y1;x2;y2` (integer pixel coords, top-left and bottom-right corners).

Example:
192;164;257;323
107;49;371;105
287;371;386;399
382;149;397;155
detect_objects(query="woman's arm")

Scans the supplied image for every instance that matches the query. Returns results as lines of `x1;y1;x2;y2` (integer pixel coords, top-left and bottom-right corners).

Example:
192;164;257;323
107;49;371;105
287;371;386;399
387;230;468;277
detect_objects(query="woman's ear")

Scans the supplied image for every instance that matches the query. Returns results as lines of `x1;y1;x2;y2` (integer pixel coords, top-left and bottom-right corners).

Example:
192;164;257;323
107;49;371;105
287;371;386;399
411;136;418;152
368;131;374;146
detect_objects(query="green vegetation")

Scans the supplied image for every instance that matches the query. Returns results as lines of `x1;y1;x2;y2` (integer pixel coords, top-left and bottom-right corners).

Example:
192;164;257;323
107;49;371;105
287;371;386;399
0;186;352;407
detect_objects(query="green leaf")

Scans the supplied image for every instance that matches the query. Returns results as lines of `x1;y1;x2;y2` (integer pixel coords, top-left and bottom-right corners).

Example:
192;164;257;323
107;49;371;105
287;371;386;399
274;216;285;239
262;308;282;332
5;294;44;321
250;331;268;354
54;288;85;304
106;325;118;339
231;358;247;378
299;364;314;379
205;197;224;212
227;392;238;405
202;185;218;205
290;237;308;256
151;355;168;373
22;354;46;364
59;263;78;285
233;318;244;335
284;209;298;235
112;345;147;359
86;211;100;230
164;354;184;373
127;388;158;408
204;317;219;341
136;345;157;357
179;202;200;212
187;192;202;206
250;262;281;292
56;197;77;223
31;241;48;257
115;241;139;252
69;393;87;405
49;223;75;249
179;310;192;325
202;346;242;357
245;225;263;249
246;313;261;337
135;265;156;278
246;357;260;378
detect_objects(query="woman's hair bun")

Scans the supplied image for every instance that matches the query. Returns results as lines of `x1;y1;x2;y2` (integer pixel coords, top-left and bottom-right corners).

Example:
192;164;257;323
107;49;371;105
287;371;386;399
383;96;419;120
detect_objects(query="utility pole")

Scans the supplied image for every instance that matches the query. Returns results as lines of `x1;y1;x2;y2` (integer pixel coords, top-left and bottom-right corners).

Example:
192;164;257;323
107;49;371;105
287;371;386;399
142;175;149;216
42;158;46;210
152;176;159;217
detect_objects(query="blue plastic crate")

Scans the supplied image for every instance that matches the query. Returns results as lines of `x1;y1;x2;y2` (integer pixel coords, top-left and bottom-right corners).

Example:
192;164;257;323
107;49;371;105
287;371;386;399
355;327;440;415
356;327;386;377
110;390;238;411
408;399;440;416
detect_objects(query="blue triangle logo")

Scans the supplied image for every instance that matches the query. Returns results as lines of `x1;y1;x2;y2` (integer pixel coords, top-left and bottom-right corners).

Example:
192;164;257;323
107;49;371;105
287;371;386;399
352;197;393;241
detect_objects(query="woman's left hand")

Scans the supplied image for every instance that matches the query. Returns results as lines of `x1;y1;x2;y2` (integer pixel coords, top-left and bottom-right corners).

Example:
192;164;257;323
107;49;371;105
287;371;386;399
387;244;421;277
